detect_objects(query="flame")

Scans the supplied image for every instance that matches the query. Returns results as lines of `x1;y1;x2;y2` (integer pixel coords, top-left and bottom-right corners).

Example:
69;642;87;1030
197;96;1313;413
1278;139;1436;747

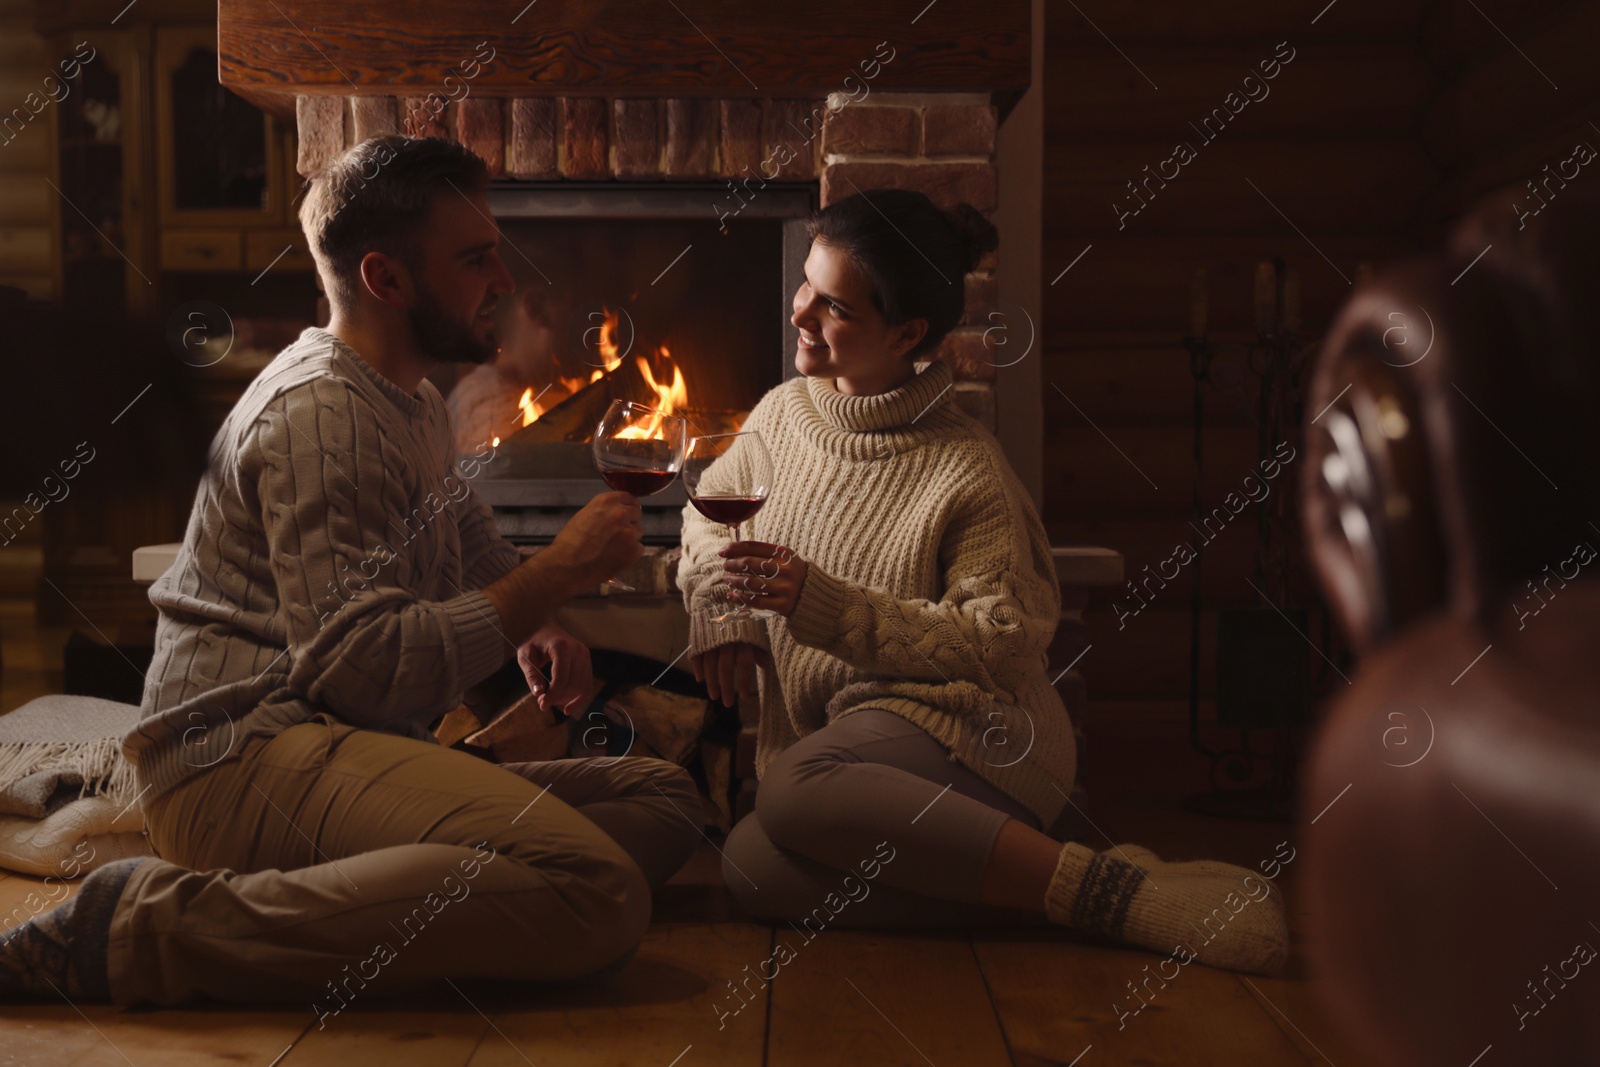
588;306;624;383
616;345;689;439
502;312;690;441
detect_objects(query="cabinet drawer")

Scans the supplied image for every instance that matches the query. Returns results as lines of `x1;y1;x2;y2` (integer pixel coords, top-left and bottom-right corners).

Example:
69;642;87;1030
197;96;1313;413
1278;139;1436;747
246;229;316;273
161;230;242;271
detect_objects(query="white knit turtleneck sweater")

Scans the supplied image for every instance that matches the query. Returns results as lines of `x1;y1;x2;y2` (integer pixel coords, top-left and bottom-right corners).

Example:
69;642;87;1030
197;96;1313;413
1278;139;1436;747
678;360;1075;828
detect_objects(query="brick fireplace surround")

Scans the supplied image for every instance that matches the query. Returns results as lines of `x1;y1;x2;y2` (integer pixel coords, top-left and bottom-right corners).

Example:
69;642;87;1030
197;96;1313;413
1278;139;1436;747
290;91;1006;428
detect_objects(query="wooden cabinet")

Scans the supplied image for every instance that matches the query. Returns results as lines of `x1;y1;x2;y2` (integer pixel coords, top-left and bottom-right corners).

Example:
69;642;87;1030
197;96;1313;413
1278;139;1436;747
37;4;313;321
154;24;285;229
160;228;243;270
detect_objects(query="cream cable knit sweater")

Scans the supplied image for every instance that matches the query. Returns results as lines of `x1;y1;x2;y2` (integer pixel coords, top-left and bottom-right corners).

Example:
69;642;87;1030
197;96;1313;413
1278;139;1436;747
128;328;523;801
679;360;1076;828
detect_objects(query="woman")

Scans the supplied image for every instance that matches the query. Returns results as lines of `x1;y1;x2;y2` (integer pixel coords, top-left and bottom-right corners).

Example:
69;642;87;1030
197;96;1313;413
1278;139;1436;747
678;189;1287;974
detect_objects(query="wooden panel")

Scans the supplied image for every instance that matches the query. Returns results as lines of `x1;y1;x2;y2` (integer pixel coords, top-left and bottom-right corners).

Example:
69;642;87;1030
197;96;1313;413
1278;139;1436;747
1425;121;1595;221
975;933;1313;1066
0;112;51;168
218;1;1028;107
246;227;314;272
1046;46;1435;141
161;228;244;271
1423;1;1600;168
0;272;54;299
1420;0;1571;79
0;224;50;272
0;173;51;223
1039;235;1416;334
1045;344;1259;423
1052;515;1280;604
1070;602;1214;701
1041;422;1266;515
1046;0;1431;44
768;932;1011;1067
1045;139;1438;237
465;923;770;1066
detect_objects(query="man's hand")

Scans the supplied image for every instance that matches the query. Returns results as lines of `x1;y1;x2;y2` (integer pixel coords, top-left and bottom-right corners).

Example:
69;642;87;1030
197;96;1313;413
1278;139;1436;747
719;541;809;617
692;641;774;709
517;620;594;718
546;491;646;587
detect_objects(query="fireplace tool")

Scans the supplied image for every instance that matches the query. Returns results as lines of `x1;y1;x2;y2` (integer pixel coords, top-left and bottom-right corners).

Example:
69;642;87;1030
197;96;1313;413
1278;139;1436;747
1181;258;1344;821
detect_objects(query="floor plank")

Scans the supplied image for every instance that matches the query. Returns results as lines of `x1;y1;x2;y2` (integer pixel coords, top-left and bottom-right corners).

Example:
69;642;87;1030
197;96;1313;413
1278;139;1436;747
0;870;313;1067
767;931;1012;1067
61;1009;316;1067
463;922;771;1067
279;1006;488;1067
1237;871;1363;1067
975;932;1314;1067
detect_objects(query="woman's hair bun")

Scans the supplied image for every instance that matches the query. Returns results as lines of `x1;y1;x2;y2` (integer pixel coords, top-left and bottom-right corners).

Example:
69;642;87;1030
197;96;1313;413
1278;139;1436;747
948;203;999;274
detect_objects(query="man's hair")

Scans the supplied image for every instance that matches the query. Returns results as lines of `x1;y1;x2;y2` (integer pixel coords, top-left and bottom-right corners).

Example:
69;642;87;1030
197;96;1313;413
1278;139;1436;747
298;135;491;312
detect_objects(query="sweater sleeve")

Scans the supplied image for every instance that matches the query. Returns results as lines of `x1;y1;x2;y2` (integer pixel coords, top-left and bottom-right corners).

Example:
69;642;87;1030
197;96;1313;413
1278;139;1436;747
457;480;523;590
248;382;512;734
785;467;1060;699
677;396;775;656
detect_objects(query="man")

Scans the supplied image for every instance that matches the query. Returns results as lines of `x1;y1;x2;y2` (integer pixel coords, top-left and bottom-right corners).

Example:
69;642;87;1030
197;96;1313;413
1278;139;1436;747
0;136;702;1007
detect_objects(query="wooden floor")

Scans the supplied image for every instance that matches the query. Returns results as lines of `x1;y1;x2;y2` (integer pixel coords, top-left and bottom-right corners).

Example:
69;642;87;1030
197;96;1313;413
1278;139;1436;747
0;592;1363;1067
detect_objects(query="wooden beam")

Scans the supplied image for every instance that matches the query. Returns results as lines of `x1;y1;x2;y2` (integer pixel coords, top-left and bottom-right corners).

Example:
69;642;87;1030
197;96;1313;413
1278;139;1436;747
217;1;1028;112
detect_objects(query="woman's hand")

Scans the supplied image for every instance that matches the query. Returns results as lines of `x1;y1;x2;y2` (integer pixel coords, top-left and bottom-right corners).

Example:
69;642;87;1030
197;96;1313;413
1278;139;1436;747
692;641;774;708
719;540;810;616
517;620;594;719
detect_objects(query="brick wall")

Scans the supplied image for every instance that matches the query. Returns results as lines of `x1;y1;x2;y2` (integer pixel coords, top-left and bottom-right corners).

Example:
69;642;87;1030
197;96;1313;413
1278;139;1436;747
293;91;1003;428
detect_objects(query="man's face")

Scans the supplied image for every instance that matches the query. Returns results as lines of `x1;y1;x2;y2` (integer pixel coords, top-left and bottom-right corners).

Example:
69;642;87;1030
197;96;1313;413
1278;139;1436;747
404;189;516;365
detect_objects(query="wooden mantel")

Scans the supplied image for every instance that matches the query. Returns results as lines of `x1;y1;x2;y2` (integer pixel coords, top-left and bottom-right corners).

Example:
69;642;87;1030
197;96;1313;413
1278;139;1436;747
217;0;1029;117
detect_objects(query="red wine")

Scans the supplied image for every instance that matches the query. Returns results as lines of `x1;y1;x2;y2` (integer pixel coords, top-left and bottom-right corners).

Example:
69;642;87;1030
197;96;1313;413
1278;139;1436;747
690;494;766;525
602;469;677;497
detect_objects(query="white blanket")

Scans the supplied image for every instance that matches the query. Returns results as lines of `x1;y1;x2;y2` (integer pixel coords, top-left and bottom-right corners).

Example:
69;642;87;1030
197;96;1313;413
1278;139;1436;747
0;695;154;877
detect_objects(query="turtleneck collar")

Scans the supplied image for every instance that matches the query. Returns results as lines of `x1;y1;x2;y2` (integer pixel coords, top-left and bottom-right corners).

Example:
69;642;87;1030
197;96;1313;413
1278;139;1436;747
308;327;427;418
805;359;957;435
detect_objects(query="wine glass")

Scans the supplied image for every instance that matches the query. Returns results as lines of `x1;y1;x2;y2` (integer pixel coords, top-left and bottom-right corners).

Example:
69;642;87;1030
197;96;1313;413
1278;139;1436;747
593;399;687;591
683;431;775;622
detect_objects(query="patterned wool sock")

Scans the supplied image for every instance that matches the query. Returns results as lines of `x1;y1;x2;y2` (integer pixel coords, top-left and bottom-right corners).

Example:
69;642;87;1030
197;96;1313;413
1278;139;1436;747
1044;842;1289;975
0;856;150;1001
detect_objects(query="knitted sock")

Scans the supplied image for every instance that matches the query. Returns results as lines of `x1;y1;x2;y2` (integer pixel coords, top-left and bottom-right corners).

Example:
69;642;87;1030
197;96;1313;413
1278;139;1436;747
1110;843;1270;883
0;856;150;1001
1044;842;1288;975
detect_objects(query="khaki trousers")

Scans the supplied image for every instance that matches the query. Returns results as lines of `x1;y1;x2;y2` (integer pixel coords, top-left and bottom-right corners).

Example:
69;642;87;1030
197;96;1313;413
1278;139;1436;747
112;713;702;1008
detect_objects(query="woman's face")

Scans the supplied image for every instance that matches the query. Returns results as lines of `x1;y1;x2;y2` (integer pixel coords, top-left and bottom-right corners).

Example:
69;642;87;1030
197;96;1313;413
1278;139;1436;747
790;239;926;395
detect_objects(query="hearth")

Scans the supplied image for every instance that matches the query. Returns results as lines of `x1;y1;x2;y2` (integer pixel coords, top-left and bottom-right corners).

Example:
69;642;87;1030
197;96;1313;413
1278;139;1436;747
459;184;815;545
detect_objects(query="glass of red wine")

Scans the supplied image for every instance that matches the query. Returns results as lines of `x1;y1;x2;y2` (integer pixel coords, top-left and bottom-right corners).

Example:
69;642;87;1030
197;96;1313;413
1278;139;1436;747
593;399;688;591
684;431;775;622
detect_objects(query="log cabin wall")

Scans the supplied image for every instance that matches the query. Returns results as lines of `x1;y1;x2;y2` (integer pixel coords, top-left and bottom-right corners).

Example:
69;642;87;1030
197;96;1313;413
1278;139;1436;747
0;0;59;302
1418;0;1599;221
1043;0;1598;720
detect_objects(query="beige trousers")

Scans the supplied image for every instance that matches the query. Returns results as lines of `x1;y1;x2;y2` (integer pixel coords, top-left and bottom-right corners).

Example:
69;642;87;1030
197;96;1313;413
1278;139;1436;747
112;713;702;1008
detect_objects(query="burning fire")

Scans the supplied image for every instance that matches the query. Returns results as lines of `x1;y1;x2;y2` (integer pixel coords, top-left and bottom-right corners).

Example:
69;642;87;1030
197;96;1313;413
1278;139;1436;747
505;306;690;440
590;307;623;382
616;345;689;439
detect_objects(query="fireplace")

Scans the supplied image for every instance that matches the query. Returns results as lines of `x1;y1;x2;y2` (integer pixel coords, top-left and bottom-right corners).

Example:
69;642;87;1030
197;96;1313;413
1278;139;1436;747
454;183;815;545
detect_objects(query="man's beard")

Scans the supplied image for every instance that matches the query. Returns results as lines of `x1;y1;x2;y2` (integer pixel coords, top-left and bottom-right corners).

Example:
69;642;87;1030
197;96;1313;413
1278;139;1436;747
408;285;497;366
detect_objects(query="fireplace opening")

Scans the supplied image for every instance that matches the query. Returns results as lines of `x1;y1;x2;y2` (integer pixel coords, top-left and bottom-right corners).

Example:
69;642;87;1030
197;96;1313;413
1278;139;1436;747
453;184;816;544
